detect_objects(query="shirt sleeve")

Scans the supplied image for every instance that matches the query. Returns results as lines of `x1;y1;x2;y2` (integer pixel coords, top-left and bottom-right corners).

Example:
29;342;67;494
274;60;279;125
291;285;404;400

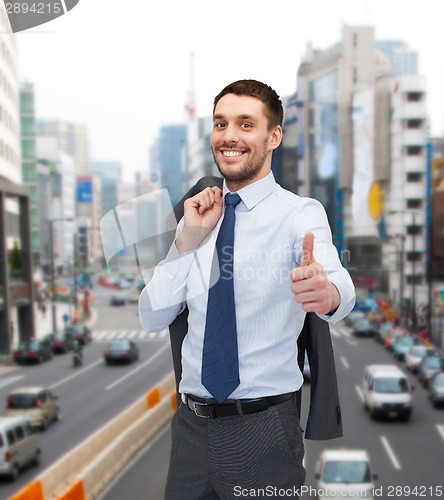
138;221;195;332
292;198;356;324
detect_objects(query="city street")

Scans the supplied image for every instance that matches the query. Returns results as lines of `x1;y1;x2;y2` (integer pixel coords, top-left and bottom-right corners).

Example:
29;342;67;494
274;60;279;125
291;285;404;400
99;322;444;500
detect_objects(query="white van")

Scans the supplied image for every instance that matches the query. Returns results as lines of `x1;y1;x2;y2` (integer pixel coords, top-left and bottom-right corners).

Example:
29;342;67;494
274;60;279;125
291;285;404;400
315;449;376;500
0;416;41;481
362;364;413;420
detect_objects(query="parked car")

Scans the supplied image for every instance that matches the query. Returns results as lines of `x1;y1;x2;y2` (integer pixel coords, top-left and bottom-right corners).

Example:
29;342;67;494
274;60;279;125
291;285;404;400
13;339;53;365
65;325;92;345
0;416;41;481
352;317;378;337
127;291;140;304
315;449;376;500
375;322;395;343
382;327;408;350
103;339;139;365
417;355;444;388
50;331;75;354
405;344;436;373
362;364;413;420
6;386;59;430
110;293;126;306
391;335;419;360
428;371;444;408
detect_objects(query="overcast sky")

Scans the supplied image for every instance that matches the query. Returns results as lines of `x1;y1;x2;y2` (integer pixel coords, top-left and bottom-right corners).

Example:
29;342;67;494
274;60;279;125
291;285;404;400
15;0;444;182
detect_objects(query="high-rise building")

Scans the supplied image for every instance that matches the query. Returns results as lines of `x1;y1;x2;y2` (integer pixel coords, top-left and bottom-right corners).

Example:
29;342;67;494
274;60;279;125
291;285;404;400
294;25;428;318
36;120;89;175
376;40;418;76
0;3;35;351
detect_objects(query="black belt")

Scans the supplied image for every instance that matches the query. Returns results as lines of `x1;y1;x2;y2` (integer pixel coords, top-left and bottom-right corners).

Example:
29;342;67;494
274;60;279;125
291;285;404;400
182;392;294;418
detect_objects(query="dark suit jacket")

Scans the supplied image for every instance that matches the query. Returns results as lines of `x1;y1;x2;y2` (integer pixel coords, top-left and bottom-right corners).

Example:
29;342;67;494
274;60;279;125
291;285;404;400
166;176;343;440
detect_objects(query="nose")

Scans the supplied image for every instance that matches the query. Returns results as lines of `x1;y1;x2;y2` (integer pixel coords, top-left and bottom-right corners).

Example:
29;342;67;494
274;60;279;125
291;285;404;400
221;123;239;144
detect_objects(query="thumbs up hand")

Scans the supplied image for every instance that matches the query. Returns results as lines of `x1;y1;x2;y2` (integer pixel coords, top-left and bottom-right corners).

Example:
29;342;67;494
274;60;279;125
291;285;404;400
290;232;340;315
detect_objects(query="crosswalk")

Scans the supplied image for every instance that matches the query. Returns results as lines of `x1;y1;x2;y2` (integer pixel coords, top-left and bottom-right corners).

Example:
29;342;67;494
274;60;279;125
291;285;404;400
92;328;169;342
91;325;352;343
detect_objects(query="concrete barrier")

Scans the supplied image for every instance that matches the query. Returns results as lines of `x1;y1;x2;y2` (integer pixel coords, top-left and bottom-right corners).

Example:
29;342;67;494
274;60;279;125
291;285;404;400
8;372;176;500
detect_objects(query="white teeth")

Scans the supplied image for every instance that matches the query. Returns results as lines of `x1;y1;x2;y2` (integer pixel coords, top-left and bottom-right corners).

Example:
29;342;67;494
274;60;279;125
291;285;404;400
223;151;242;157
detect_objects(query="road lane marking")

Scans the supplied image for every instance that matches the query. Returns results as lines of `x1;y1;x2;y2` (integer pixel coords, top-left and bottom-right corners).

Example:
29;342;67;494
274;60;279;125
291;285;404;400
345;338;358;345
355;385;364;402
381;436;401;470
340;356;349;369
330;328;340;337
95;331;108;340
128;330;138;338
106;342;171;391
0;375;25;389
49;359;104;390
437;425;444;442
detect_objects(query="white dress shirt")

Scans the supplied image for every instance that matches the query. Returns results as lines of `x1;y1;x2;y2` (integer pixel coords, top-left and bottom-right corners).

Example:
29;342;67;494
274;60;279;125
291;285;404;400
139;172;355;399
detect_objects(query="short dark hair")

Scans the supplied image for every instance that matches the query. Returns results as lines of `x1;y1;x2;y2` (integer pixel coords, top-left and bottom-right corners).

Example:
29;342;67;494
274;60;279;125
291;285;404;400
213;79;284;130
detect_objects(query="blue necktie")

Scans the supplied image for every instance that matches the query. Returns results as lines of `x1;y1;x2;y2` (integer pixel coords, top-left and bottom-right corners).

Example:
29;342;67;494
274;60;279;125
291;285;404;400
201;193;242;403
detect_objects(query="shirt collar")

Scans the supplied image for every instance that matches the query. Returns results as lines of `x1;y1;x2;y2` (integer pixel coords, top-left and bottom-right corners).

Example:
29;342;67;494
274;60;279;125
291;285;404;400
222;171;277;211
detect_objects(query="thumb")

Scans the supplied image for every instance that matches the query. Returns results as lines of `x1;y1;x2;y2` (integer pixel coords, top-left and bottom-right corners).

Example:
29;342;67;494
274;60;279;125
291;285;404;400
301;232;315;266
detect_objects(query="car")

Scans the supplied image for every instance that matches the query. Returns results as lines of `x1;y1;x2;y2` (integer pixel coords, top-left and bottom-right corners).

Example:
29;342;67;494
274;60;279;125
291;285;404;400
361;364;413;420
417;355;444;388
344;311;366;328
374;322;395;343
382;327;408;350
12;338;53;364
50;330;75;354
0;416;41;481
405;344;436;373
428;371;444;408
315;449;376;500
103;339;139;365
65;325;92;345
391;334;419;360
5;386;59;430
127;291;140;304
352;317;378;337
110;293;126;306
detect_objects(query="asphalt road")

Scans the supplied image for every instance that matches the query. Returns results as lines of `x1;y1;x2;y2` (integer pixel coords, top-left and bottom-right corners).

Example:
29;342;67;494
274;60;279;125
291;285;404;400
99;322;444;500
0;284;173;499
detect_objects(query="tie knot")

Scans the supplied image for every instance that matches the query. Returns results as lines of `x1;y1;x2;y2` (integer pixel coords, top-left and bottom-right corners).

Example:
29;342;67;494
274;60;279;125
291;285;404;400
225;193;241;208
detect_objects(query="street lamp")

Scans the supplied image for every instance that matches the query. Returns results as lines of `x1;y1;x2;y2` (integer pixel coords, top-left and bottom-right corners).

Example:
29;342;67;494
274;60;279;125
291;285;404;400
48;217;74;332
388;210;420;331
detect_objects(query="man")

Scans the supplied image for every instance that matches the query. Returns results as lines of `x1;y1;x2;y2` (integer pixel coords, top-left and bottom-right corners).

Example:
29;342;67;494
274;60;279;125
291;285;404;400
139;79;355;499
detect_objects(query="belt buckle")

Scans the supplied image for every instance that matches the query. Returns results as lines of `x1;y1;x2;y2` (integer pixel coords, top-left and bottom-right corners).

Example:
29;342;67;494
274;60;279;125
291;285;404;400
190;400;215;418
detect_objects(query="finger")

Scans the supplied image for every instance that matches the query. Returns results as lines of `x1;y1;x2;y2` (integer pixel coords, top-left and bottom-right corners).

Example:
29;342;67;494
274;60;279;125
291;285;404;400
212;187;224;208
300;232;315;266
197;188;215;214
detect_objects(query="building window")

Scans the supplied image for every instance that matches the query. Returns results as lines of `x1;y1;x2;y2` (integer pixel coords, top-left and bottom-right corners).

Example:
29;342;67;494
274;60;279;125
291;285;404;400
406;92;422;102
406;199;422;209
406;275;423;285
406;251;422;262
405;119;423;129
353;32;358;47
407;172;422;182
407;225;422;236
406;145;422;156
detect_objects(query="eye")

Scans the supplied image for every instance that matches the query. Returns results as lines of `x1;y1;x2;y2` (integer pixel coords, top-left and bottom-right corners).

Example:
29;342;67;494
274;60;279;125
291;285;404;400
240;123;252;129
214;122;226;129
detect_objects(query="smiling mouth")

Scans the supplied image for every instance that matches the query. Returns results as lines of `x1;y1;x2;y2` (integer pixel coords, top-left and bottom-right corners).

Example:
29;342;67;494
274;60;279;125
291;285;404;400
221;150;245;158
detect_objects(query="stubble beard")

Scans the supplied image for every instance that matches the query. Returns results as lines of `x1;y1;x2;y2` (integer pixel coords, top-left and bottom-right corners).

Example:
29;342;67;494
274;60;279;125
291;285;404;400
212;142;269;187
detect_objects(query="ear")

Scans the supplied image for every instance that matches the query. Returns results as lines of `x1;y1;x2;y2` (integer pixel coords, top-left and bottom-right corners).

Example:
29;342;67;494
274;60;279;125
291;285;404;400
269;125;283;151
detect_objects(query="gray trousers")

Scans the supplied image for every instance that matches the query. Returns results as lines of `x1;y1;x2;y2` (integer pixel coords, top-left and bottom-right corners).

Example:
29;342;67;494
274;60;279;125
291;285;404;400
165;395;306;499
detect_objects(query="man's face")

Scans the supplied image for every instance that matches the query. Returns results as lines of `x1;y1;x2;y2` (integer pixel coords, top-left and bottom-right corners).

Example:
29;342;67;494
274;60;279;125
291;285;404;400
210;94;281;189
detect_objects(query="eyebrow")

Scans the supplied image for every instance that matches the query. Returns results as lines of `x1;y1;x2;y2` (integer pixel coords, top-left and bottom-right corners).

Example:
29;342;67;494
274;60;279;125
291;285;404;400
213;114;256;121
